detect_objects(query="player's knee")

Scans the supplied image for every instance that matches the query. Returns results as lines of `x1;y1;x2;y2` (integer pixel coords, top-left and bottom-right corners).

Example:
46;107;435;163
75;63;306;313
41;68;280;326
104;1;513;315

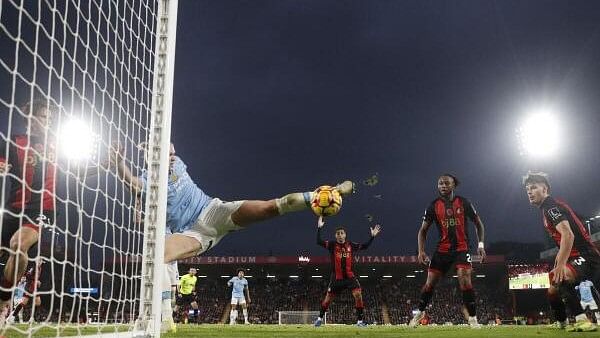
34;297;41;307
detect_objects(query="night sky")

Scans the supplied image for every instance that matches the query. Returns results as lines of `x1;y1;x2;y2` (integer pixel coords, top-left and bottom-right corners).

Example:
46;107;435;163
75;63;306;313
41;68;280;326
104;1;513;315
170;1;600;256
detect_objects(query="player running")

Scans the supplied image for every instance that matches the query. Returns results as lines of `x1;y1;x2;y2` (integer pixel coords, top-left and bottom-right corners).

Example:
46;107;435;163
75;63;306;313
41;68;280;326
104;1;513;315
7;260;43;324
175;267;198;324
576;280;600;324
314;217;381;327
228;269;250;325
111;142;355;331
0;100;56;313
409;174;486;328
524;172;599;332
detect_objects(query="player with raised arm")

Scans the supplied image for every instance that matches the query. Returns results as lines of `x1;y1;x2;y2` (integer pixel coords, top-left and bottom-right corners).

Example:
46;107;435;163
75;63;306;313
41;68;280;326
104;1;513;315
0;100;56;313
409;174;486;328
110;143;354;331
228;269;250;325
314;217;381;327
576;280;600;324
524;172;599;332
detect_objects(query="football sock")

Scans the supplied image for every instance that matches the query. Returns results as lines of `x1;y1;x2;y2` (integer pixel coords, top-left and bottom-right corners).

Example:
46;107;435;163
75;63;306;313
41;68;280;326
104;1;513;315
418;284;434;312
461;286;477;317
547;290;567;323
161;264;173;321
275;192;313;215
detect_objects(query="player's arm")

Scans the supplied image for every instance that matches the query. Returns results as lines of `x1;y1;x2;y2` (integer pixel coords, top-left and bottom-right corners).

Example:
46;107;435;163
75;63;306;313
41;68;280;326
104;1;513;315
109;143;144;193
465;199;486;261
316;217;329;249
244;284;251;304
551;220;575;284
227;277;233;287
417;220;432;265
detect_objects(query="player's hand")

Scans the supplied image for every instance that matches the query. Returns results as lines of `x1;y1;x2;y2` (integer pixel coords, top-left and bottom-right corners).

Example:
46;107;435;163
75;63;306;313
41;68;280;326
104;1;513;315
417;251;430;265
317;216;325;228
370;224;382;237
107;141;125;167
247;298;251;304
0;161;11;175
550;264;569;284
477;247;486;262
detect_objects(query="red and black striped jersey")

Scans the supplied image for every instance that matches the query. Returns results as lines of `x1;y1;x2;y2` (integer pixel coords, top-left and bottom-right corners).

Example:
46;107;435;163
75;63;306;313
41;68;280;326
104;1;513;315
0;135;57;211
423;195;480;253
317;228;374;280
540;196;600;258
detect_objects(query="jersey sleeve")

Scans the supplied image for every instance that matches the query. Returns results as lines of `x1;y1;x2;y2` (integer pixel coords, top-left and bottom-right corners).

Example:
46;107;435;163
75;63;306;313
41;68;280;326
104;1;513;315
544;200;568;227
422;202;435;224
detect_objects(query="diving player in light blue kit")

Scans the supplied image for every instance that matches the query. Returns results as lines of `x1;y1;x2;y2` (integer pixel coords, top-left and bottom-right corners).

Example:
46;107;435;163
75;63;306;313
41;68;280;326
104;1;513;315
111;142;354;332
577;280;600;324
228;269;250;325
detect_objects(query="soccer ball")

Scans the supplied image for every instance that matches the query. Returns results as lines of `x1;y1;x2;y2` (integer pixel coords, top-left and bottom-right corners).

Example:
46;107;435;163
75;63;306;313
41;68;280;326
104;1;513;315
311;185;342;217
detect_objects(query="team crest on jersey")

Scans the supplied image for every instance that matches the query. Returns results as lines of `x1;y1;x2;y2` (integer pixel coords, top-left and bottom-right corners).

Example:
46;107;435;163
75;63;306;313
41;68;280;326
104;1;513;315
548;207;562;221
456;208;462;214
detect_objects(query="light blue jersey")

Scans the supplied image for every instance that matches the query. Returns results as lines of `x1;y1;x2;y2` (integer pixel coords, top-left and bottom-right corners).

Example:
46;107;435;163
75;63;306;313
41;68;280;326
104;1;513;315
141;156;212;233
228;277;248;298
577;280;595;303
14;281;26;300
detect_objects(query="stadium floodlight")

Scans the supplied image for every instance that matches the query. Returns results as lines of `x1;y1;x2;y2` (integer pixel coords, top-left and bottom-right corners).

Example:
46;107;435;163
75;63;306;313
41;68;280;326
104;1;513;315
266;275;276;278
405;275;416;278
476;274;486;278
383;275;393;278
220;275;230;278
289;275;299;278
359;275;369;278
311;275;323;278
58;118;96;161
516;109;562;158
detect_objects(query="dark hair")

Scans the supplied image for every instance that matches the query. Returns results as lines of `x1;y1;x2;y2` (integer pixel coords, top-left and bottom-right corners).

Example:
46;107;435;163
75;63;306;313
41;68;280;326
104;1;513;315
522;171;550;190
22;98;57;116
335;226;346;233
237;268;245;274
439;173;460;187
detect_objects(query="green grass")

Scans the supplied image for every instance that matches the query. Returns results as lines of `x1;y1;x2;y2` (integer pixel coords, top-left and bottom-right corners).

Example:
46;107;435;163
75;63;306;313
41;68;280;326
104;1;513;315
162;324;599;338
1;324;129;338
2;324;598;337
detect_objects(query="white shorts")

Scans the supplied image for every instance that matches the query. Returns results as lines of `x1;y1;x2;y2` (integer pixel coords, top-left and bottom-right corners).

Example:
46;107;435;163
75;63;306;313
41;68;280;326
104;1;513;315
181;198;244;255
13;297;23;308
231;296;246;305
581;300;598;311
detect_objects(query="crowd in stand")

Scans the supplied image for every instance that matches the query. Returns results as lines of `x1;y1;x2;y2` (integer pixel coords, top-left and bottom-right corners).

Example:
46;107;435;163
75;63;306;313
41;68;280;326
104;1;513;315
180;275;513;325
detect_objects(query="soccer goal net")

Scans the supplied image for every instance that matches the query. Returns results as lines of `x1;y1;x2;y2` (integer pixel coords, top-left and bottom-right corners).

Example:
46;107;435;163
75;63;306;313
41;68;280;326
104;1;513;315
0;0;176;337
278;311;324;325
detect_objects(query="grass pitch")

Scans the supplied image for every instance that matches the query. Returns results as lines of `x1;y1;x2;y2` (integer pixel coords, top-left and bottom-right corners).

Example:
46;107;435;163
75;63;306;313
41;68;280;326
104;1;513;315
2;324;598;337
160;324;598;338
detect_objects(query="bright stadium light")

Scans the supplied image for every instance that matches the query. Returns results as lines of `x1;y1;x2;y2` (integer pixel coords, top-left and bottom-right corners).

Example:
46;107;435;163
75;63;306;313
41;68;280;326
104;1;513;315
516;109;562;158
59;118;95;161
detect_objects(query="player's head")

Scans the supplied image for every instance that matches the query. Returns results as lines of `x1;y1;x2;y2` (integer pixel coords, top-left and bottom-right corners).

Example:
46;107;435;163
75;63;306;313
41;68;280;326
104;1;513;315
335;226;347;243
188;267;197;276
22;99;57;135
437;174;459;196
237;269;245;277
20;276;26;283
523;171;551;206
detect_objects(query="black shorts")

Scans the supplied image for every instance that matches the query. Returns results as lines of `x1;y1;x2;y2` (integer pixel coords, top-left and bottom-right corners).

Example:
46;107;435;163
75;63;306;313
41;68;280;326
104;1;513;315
566;254;600;283
1;209;52;247
327;277;361;294
428;251;472;276
177;293;195;306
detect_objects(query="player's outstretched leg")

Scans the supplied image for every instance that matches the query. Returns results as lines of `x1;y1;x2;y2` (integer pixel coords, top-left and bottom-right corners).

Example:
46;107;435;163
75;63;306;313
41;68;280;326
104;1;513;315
410;270;441;327
552;269;597;332
231;181;354;226
352;289;366;327
457;267;480;328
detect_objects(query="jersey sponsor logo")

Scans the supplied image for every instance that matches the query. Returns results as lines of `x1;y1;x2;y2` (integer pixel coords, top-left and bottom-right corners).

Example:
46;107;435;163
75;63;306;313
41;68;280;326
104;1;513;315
548;207;562;221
